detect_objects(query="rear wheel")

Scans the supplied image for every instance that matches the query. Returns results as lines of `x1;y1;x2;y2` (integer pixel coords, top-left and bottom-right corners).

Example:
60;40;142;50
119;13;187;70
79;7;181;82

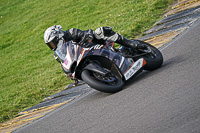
81;69;124;93
137;40;163;71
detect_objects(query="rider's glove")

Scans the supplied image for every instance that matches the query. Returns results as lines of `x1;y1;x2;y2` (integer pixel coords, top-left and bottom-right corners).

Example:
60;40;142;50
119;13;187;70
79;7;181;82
79;29;94;47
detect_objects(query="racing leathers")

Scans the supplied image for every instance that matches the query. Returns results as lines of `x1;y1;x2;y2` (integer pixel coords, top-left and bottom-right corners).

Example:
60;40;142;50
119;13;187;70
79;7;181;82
63;26;146;49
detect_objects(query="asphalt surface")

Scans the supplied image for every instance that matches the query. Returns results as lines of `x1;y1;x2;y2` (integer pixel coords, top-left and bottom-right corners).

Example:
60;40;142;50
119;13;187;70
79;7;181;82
15;21;200;133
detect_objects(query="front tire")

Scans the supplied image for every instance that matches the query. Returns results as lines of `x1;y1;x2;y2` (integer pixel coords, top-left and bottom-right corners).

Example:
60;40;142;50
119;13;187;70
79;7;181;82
81;70;124;93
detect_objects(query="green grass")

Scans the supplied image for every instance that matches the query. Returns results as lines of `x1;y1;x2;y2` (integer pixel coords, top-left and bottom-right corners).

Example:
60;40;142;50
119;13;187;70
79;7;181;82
0;0;176;123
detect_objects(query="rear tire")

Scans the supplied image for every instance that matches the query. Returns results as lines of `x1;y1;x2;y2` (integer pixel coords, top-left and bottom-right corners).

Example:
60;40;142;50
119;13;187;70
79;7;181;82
81;70;124;93
138;40;163;71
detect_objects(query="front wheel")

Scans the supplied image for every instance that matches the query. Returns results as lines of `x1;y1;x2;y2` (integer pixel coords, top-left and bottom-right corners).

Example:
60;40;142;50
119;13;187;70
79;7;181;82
81;70;124;93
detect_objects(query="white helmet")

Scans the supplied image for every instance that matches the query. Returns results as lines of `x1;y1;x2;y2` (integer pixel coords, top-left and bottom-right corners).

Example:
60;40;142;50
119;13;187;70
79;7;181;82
44;25;64;51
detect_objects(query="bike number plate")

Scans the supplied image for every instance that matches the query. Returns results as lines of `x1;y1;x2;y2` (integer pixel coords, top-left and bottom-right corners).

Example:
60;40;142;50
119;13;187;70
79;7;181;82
124;58;144;80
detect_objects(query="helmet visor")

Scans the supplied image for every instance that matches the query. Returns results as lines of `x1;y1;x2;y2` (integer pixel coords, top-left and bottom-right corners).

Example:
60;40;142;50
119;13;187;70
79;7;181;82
46;37;58;51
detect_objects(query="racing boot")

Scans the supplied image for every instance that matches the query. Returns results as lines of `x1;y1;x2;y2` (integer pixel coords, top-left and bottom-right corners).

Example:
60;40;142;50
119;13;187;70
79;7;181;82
116;34;148;50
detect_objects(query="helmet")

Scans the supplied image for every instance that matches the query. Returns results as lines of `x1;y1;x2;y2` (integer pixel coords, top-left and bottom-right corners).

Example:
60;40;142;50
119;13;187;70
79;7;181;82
44;25;64;51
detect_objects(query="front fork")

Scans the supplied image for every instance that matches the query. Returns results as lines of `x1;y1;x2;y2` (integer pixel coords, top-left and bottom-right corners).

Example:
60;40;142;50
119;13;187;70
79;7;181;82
73;79;79;86
65;73;79;86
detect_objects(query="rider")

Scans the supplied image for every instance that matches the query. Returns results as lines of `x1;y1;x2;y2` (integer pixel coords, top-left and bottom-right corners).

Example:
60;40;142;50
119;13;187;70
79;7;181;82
44;25;149;80
44;25;148;51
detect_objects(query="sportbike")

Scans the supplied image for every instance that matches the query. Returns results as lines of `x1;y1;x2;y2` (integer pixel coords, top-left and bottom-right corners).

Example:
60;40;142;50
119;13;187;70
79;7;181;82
54;40;163;93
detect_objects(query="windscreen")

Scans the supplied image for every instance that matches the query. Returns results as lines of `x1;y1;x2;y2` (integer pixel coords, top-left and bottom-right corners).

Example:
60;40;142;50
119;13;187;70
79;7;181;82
54;42;67;63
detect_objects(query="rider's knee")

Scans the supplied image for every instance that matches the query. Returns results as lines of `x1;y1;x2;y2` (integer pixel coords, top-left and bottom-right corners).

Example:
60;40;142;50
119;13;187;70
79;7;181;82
94;27;119;42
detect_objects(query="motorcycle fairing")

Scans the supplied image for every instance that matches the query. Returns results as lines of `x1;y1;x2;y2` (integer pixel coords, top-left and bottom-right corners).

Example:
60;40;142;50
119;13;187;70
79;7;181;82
54;42;79;73
73;43;146;81
55;41;146;81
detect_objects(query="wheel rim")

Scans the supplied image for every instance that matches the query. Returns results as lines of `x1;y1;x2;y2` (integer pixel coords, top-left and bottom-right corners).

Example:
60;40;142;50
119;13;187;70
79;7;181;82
93;72;117;85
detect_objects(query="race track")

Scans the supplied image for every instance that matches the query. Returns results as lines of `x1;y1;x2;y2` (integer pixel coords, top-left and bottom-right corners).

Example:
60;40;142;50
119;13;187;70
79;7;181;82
15;20;200;133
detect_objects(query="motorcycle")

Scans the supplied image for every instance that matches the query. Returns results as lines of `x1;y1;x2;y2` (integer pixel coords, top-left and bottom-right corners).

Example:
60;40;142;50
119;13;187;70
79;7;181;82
54;40;163;93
